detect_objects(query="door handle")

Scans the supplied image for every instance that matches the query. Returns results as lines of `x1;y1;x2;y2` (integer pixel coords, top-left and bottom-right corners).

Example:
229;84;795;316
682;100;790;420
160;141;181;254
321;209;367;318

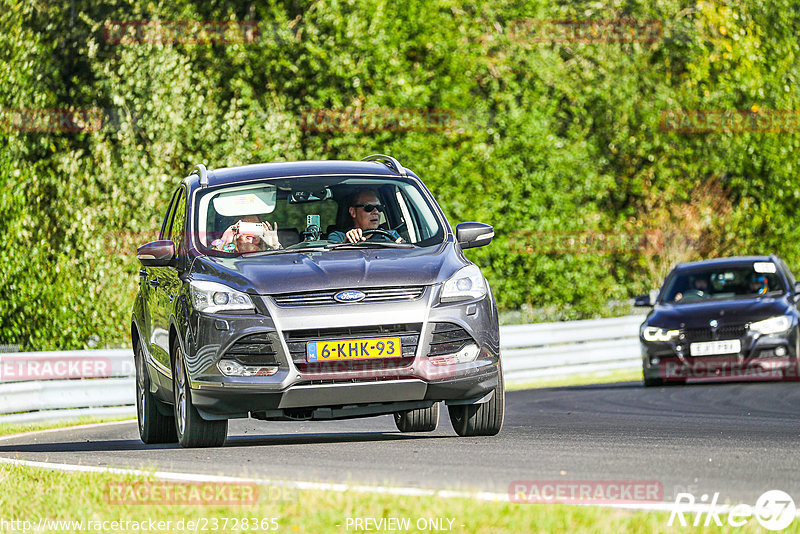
149;278;160;288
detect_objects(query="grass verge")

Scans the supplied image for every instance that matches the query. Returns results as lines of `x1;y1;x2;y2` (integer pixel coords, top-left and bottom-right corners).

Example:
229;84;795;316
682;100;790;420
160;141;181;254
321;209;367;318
0;416;135;438
505;369;643;391
0;463;787;533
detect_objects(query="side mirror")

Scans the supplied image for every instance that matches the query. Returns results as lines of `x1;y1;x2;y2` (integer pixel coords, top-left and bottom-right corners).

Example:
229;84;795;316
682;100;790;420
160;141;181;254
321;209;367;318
456;222;494;249
634;289;659;307
137;240;176;267
794;281;800;295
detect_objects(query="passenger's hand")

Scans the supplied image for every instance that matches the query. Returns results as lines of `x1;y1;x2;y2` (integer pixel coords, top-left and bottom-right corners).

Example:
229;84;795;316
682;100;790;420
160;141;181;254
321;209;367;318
345;228;367;243
217;224;237;249
262;221;281;249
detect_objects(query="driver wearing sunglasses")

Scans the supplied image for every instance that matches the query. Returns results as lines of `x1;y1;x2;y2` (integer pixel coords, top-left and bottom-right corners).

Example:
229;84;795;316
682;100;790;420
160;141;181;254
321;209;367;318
327;189;404;244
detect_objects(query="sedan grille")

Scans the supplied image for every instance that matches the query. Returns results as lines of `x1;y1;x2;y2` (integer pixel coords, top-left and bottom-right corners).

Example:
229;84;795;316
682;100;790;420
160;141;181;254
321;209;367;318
682;324;748;342
427;322;476;356
283;323;421;373
273;286;425;307
224;332;278;365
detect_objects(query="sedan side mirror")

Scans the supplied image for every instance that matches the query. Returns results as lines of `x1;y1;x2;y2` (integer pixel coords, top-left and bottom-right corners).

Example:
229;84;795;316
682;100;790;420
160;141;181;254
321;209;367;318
634;289;659;307
137;240;176;267
456;222;494;249
794;281;800;295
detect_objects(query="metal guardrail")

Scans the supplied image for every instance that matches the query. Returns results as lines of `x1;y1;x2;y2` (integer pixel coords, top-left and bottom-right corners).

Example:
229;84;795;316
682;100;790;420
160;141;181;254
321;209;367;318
0;315;645;424
0;350;136;424
501;315;644;383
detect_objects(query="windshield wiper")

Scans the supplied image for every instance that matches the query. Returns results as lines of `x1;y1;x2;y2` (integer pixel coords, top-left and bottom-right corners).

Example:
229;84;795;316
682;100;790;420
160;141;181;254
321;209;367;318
325;241;415;250
242;246;328;258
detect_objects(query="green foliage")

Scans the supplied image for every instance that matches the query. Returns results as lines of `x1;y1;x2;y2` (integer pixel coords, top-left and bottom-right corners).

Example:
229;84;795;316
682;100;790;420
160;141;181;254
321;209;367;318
1;0;799;349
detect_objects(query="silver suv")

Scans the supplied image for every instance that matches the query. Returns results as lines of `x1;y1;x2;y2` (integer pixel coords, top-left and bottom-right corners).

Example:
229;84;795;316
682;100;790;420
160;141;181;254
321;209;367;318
132;155;504;448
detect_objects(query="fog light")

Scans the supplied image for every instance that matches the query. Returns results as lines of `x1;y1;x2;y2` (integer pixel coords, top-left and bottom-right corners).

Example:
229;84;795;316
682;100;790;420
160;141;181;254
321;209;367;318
429;344;480;366
775;346;787;357
218;359;278;377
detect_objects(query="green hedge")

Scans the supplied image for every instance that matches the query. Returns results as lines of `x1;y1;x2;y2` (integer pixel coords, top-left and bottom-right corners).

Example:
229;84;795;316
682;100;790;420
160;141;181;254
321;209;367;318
1;0;799;349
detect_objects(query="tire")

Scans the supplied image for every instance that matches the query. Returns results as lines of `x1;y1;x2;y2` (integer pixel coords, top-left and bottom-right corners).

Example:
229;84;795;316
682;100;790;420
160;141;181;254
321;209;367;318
172;339;227;448
448;365;505;437
394;403;440;432
135;343;177;444
643;376;664;387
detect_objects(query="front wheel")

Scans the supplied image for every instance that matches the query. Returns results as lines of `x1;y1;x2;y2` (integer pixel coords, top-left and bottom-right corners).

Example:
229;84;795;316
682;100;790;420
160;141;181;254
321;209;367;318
135;343;177;444
643;376;664;387
448;366;505;437
394;403;439;432
173;339;227;448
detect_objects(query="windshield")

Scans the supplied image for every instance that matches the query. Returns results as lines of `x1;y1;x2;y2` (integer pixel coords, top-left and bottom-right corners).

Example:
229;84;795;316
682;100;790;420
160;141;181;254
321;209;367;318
661;262;786;304
193;175;445;255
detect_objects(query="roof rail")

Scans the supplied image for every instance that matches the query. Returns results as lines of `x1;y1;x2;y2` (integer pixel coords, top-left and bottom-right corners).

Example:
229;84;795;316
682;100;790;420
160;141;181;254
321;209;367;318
191;164;209;187
361;154;407;177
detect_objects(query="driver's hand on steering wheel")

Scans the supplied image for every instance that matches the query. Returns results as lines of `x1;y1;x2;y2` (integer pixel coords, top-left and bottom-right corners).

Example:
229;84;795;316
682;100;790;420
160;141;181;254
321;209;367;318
345;228;367;243
345;227;403;244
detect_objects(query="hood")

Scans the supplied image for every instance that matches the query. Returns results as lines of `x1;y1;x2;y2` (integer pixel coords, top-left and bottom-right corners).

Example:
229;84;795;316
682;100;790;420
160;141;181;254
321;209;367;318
648;296;792;329
190;243;466;295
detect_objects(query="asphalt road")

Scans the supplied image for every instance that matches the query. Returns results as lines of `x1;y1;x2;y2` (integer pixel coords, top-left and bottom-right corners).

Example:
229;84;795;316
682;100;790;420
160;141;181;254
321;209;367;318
3;381;800;505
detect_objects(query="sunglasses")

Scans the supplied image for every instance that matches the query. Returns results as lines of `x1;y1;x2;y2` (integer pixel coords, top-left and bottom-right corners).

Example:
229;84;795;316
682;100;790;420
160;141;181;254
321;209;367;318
353;203;385;213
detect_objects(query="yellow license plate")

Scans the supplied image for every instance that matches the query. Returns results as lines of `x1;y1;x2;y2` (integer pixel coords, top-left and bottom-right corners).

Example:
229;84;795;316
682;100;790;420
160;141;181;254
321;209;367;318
306;337;402;361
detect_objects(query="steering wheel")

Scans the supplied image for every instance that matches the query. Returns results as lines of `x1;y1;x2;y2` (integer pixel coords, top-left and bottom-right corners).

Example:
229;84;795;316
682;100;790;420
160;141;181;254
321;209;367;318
362;229;397;240
682;289;708;299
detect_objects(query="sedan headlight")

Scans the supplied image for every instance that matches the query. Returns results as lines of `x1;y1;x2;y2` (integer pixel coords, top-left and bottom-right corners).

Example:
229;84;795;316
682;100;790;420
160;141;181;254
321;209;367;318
440;265;487;303
642;326;680;342
190;280;254;313
749;316;791;335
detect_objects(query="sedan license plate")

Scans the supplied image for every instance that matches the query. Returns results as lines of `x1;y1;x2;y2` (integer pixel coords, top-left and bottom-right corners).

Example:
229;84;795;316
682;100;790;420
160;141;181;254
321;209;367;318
689;339;741;356
307;337;402;362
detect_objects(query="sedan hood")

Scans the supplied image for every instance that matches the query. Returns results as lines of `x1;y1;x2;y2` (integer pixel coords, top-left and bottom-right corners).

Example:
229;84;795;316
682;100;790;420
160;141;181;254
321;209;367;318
190;243;466;295
648;296;791;328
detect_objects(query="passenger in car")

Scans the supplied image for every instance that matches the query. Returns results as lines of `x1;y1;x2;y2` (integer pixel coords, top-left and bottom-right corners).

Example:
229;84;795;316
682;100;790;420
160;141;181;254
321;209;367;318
327;189;403;244
748;274;769;295
211;215;282;253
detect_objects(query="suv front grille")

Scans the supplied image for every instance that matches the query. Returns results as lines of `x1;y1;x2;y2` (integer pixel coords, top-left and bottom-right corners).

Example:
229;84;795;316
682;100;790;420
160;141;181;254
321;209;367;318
224;332;278;365
273;286;425;307
683;324;748;343
283;323;421;373
427;322;476;356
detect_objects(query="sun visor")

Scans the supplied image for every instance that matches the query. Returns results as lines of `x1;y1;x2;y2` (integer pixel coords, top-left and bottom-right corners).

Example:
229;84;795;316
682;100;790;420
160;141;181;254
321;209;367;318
212;187;276;216
753;261;777;274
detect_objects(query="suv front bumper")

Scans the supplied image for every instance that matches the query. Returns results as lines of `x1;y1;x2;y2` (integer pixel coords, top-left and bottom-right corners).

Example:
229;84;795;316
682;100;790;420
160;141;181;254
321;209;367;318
183;288;501;420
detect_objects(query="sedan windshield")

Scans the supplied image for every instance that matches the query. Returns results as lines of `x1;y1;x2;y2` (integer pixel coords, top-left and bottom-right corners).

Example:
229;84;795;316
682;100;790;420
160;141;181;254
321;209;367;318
193;176;444;255
661;262;785;304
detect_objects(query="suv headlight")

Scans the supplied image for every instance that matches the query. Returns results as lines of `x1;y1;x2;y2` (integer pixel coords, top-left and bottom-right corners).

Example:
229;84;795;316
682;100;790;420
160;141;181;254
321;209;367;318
440;265;487;303
190;281;254;313
750;316;791;335
642;326;679;342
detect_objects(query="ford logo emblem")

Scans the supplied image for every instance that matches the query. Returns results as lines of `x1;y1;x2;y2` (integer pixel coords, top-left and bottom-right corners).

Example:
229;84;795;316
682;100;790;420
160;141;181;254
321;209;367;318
710;319;718;328
334;290;366;303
